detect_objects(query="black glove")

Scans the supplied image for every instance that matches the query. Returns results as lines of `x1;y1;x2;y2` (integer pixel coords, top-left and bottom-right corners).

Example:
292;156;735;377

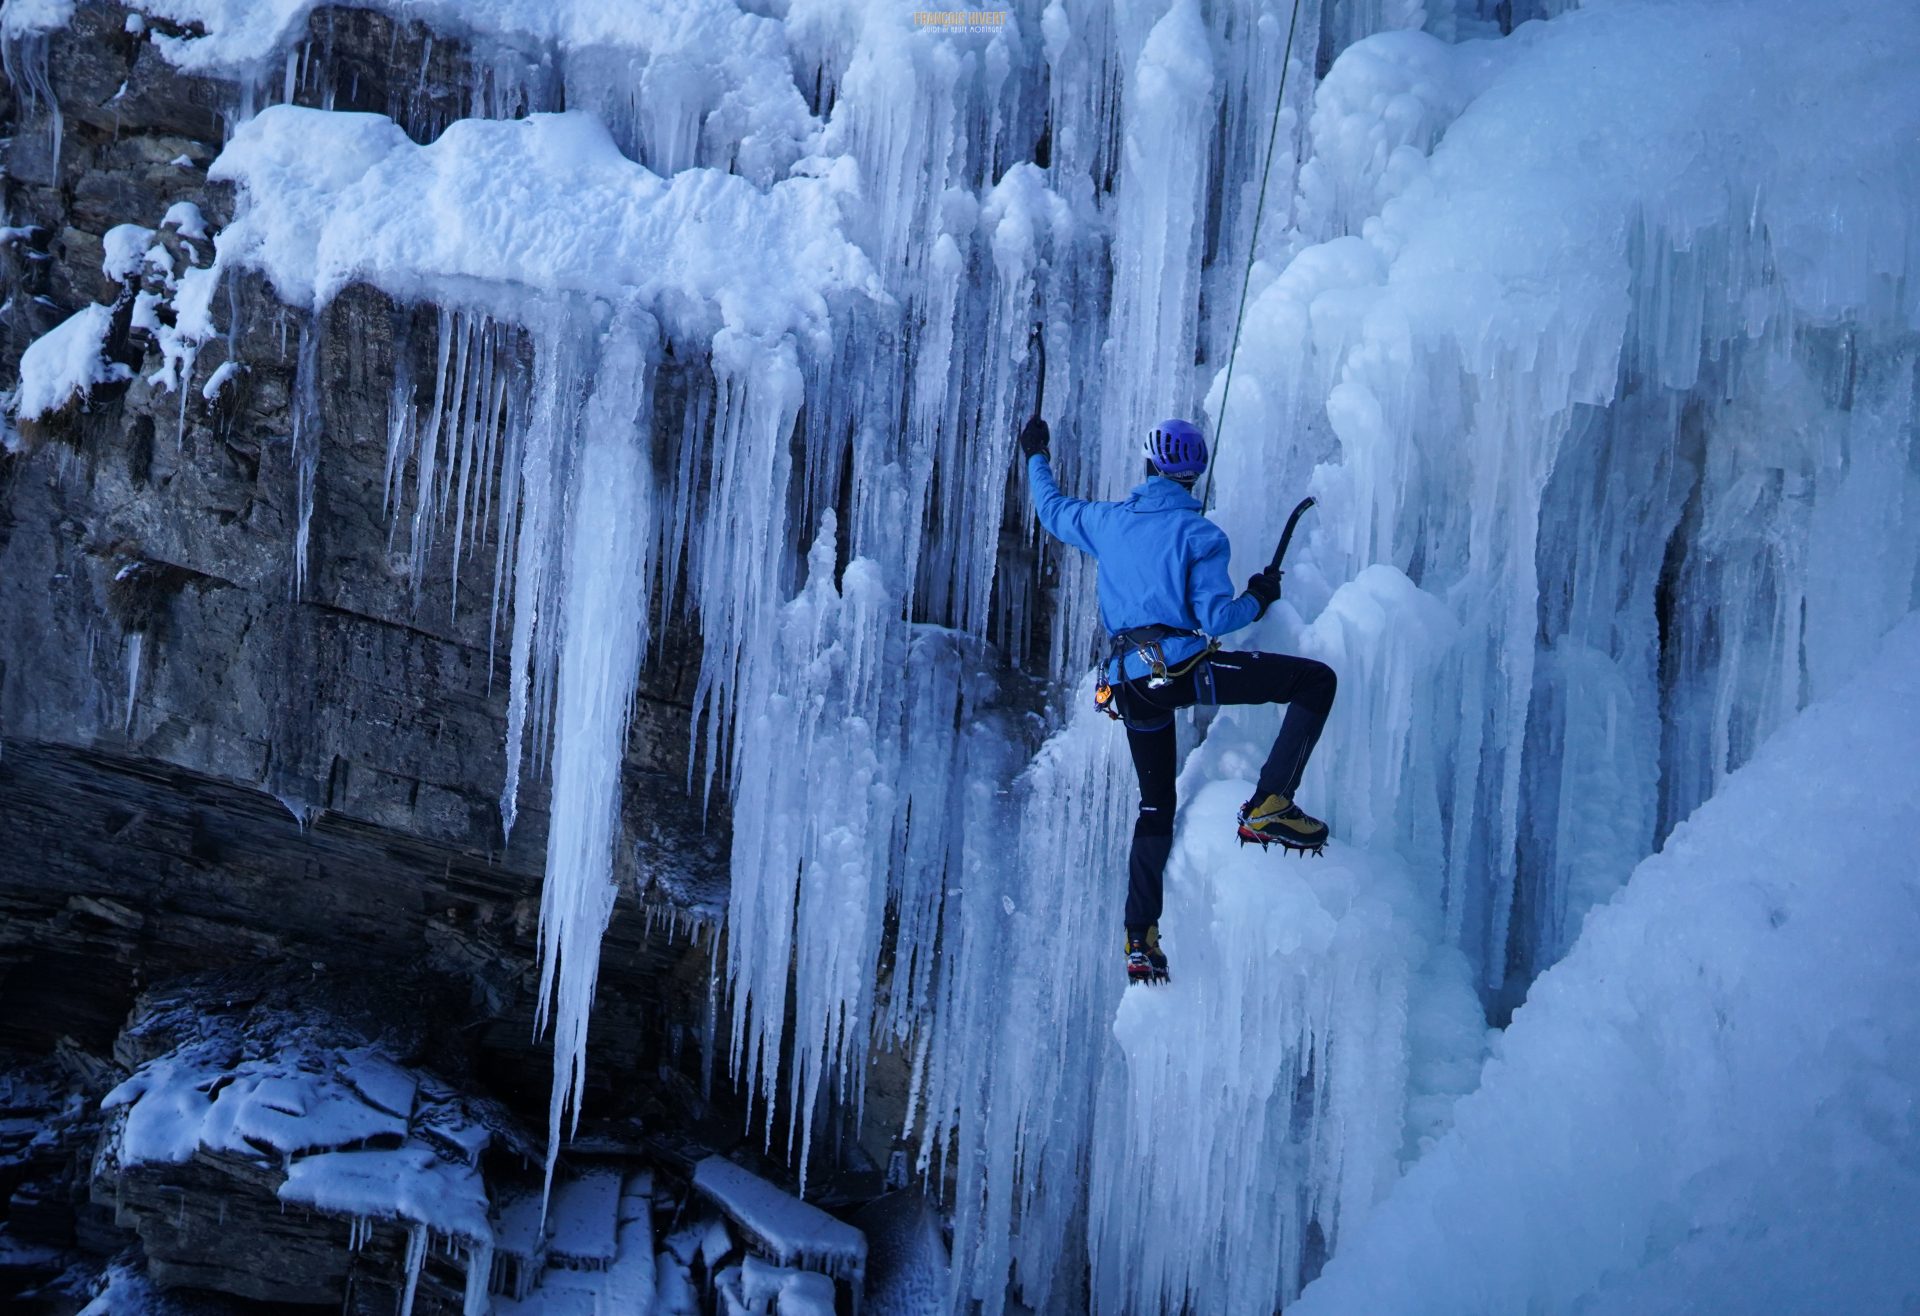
1018;415;1050;461
1246;567;1282;615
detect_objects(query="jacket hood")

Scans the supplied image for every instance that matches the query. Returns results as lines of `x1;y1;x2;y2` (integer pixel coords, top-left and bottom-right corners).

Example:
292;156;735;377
1126;476;1203;513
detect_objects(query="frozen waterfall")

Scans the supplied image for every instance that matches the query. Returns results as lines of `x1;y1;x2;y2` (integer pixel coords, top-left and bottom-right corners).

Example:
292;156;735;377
25;0;1912;1308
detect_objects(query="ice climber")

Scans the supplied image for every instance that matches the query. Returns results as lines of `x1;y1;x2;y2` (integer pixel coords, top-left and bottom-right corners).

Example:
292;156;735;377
1019;415;1337;987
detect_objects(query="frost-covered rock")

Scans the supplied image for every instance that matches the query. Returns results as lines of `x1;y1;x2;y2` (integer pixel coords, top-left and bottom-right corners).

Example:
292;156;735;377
95;985;519;1312
692;1155;866;1294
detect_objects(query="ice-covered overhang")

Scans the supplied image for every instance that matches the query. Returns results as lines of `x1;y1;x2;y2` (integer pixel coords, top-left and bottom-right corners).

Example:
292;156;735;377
208;104;881;348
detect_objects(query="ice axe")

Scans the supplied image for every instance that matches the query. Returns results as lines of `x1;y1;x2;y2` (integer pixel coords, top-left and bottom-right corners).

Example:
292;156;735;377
1267;496;1316;576
1028;321;1047;420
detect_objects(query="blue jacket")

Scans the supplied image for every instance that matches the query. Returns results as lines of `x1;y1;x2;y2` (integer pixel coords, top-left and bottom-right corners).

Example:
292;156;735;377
1027;453;1261;680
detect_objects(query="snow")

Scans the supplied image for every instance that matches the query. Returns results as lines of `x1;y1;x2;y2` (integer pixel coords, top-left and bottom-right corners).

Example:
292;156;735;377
99;1007;498;1314
543;1168;620;1265
741;1257;837;1316
691;1156;866;1287
101;224;159;283
1293;611;1920;1313
160;200;207;240
104;1049;407;1165
198;359;241;400
78;0;815;181
12;302;129;421
209;104;875;344
280;1146;491;1246
492;1172;658;1315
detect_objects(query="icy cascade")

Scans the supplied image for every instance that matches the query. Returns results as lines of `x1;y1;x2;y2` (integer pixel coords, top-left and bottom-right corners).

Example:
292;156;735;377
705;2;1066;1203
1208;0;1920;995
50;4;1916;1313
1293;610;1920;1314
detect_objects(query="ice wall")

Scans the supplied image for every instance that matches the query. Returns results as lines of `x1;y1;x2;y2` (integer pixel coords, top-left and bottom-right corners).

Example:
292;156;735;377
1210;0;1920;996
1082;3;1917;1306
1292;611;1920;1314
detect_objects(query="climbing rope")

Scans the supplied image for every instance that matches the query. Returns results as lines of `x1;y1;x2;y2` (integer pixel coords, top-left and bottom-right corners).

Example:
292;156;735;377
1201;0;1307;513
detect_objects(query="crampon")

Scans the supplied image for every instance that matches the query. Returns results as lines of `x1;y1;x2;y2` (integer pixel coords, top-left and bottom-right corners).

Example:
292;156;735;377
1126;926;1170;986
1236;793;1329;855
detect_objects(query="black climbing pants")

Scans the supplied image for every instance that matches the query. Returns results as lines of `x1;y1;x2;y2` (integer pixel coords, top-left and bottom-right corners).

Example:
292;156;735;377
1115;650;1337;931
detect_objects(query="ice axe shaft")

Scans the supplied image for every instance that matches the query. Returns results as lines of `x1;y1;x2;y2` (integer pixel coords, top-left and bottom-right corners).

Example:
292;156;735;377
1267;496;1317;574
1029;323;1047;418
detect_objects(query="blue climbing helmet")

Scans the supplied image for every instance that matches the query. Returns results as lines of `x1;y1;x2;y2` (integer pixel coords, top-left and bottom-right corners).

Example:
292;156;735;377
1144;418;1208;482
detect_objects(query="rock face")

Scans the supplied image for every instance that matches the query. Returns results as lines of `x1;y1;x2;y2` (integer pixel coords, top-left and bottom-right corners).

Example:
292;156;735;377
0;4;831;1308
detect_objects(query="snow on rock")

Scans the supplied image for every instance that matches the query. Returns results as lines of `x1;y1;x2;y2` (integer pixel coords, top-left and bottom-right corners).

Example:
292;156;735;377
493;1172;659;1316
543;1167;620;1266
98;997;509;1315
279;1146;491;1245
1293;609;1920;1314
209;104;876;345
736;1255;837;1316
101;224;159;283
691;1156;866;1289
11;302;129;422
160;200;208;240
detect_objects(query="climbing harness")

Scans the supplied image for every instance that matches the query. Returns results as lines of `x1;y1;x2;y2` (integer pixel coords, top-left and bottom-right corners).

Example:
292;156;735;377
1200;0;1307;514
1094;625;1222;728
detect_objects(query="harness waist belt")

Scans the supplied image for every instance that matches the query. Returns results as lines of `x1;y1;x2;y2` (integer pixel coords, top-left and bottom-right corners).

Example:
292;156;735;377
1110;624;1203;650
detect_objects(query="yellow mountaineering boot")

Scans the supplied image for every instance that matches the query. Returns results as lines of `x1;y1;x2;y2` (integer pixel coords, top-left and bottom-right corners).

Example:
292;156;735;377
1236;794;1329;853
1125;925;1170;987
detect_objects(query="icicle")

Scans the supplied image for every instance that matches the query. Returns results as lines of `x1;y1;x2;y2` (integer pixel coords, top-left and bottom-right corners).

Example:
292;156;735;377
123;632;142;734
533;302;659;1205
398;1221;427;1316
289;314;324;600
405;307;457;590
1;33;63;182
688;332;805;807
499;306;588;841
382;310;416;524
462;1239;493;1316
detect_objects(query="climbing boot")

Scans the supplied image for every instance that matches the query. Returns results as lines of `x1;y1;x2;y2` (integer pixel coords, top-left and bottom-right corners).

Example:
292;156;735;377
1125;925;1170;987
1236;793;1328;853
